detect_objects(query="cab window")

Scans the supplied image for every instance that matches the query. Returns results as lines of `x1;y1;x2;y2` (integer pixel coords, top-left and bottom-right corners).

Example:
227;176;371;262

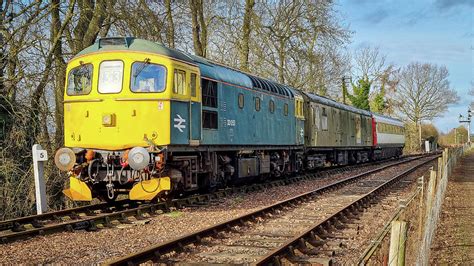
98;60;123;93
131;62;166;93
67;64;93;96
174;69;186;94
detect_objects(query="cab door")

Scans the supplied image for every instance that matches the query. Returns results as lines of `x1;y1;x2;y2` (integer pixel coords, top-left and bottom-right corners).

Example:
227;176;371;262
171;68;201;145
295;97;305;145
189;72;201;145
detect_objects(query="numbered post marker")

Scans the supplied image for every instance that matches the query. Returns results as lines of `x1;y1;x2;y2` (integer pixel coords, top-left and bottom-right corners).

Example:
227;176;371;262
32;144;48;214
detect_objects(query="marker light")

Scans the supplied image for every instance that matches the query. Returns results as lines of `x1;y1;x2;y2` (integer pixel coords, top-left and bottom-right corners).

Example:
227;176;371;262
128;147;150;170
54;148;76;171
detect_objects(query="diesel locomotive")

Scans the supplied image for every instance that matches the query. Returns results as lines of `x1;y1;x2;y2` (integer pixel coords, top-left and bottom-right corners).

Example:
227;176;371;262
55;37;405;202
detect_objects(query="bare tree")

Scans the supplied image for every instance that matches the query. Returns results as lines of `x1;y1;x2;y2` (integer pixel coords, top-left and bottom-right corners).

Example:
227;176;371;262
393;62;459;148
165;0;175;48
190;0;207;57
239;0;254;71
353;45;387;82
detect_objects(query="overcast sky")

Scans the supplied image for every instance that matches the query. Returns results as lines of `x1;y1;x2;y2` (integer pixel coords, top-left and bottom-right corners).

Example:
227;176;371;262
337;0;473;133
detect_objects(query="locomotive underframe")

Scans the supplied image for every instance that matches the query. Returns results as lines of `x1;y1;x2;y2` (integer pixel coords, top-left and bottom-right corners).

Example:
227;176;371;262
70;143;402;201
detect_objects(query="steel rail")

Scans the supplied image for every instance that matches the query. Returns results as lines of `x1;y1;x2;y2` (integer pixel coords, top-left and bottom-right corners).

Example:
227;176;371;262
254;155;439;265
0;155;414;244
104;154;434;266
0;199;135;232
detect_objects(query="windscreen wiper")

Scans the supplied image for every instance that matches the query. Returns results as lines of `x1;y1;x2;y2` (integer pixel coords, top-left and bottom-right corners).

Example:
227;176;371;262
133;58;151;82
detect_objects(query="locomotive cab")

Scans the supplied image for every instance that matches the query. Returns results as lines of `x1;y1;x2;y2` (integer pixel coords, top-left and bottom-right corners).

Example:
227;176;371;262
58;37;201;201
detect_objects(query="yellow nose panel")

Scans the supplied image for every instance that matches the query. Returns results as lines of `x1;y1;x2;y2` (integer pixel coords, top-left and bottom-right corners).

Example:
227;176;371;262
129;177;171;201
63;176;92;201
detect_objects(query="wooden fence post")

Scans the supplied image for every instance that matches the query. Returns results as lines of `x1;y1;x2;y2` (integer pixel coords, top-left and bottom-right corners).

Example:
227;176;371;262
425;170;437;221
418;176;424;240
389;220;407;266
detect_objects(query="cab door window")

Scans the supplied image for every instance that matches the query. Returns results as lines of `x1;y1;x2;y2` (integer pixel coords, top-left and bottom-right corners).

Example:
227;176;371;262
174;69;186;95
190;73;197;97
98;60;123;93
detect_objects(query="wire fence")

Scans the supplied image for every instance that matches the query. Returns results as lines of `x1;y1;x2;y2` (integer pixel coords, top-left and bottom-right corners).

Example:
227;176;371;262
358;144;472;265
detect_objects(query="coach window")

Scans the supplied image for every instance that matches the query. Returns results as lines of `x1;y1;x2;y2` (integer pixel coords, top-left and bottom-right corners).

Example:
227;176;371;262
67;64;93;95
238;93;244;109
321;107;328;130
202;79;217;108
173;69;186;95
190;73;197;97
255;97;261;111
269;100;275;113
130;62;166;92
314;106;321;130
98;60;123;93
284;103;289;116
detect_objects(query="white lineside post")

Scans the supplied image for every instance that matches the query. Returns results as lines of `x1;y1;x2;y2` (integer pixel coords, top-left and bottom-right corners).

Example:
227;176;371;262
32;144;48;214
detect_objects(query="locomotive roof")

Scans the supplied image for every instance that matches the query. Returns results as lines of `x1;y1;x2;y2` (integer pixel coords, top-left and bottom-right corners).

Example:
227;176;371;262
302;92;372;116
76;37;294;98
75;37;196;65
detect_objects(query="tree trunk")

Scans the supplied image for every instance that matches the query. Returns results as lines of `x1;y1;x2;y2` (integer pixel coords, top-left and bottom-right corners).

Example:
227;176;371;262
72;0;109;54
51;0;65;149
277;38;285;83
165;0;175;48
418;121;422;151
0;1;5;97
190;0;206;57
239;0;254;71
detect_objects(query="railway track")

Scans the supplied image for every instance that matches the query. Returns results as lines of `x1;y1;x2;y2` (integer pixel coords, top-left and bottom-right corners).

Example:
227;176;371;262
0;155;422;245
104;154;438;265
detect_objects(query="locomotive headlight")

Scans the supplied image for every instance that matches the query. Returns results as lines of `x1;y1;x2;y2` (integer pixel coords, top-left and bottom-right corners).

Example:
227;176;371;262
54;148;76;171
128;147;150;170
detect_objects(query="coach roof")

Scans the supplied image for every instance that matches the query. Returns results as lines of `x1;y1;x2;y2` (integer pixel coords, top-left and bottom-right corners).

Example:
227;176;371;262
303;91;372;116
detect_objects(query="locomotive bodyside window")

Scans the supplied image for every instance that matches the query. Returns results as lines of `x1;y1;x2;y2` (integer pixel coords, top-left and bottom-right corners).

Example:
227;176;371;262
202;110;218;129
202;79;217;108
255;97;261;111
67;64;93;96
269;100;275;113
284;103;289;116
238;93;244;109
98;60;124;94
130;62;166;93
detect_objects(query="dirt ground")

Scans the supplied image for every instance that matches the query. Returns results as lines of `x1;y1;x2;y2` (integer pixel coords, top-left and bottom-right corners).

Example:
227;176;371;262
430;150;474;264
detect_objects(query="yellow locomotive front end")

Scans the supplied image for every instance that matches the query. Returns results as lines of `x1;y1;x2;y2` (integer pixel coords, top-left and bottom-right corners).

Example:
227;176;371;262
56;38;200;202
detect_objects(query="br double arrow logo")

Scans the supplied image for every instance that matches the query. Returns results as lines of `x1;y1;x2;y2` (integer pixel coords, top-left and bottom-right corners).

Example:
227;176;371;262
174;114;186;133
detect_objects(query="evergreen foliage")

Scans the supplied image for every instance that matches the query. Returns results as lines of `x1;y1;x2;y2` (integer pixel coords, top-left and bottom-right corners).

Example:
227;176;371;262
370;83;386;113
347;78;371;111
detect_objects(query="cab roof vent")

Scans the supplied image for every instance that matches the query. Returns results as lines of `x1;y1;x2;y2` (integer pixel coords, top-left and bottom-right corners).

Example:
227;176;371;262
98;37;134;48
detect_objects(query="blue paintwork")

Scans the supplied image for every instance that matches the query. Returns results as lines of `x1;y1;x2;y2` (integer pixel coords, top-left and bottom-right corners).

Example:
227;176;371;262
170;101;190;144
200;82;298;146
